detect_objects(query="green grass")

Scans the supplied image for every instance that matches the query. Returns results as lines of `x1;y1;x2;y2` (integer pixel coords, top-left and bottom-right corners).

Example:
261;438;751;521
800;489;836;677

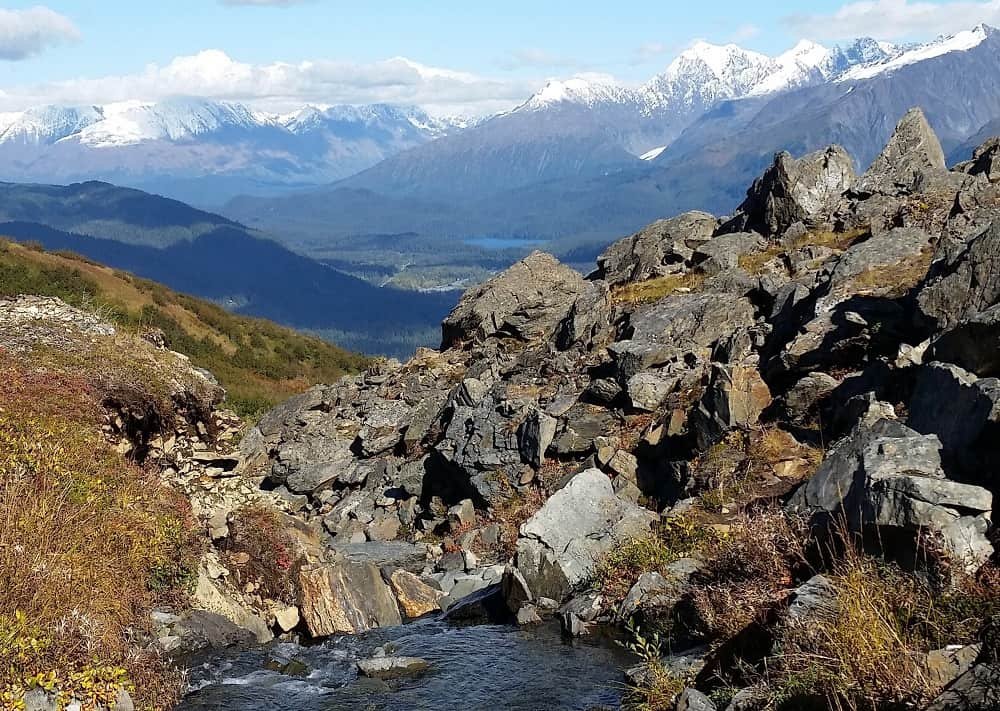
0;239;369;418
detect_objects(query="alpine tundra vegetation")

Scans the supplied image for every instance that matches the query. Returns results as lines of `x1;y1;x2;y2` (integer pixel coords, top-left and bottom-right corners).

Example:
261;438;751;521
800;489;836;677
4;105;1000;710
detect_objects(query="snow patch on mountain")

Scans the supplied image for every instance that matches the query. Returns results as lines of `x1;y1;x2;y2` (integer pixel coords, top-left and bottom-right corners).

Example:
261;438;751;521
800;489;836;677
639;145;666;161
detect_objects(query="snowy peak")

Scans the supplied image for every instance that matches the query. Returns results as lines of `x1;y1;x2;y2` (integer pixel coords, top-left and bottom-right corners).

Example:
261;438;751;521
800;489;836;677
657;41;775;94
0;98;464;149
74;99;262;147
749;40;835;96
839;25;995;81
521;76;632;110
0;105;103;146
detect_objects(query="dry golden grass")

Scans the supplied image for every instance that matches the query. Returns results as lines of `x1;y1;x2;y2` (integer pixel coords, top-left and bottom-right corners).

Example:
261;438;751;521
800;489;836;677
611;272;706;306
788;227;869;253
597;515;716;603
773;553;930;709
694;428;822;512
766;539;1000;709
688;508;809;641
0;354;200;709
738;228;870;277
488;486;547;560
849;248;934;300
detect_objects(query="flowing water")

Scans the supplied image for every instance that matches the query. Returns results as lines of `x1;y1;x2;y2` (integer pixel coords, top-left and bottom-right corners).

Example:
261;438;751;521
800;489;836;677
179;619;633;711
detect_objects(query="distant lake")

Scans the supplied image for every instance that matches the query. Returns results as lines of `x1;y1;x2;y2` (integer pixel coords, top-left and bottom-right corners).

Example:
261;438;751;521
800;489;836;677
464;237;547;250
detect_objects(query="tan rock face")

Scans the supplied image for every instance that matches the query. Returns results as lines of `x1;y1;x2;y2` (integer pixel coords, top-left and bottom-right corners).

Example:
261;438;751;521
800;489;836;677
387;569;443;618
298;561;402;637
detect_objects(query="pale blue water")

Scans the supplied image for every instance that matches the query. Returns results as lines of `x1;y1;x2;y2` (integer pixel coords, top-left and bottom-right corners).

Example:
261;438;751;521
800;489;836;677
179;619;631;711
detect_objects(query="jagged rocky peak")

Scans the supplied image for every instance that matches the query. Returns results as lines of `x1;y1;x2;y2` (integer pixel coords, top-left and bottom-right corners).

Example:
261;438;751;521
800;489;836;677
853;106;948;196
724;144;856;237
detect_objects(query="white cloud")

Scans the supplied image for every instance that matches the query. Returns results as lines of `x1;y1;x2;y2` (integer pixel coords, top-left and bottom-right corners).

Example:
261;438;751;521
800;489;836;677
0;49;538;117
0;6;79;60
785;0;1000;40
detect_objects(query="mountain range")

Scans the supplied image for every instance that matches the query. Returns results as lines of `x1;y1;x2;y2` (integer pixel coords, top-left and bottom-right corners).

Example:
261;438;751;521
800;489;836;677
0;99;466;204
5;25;1000;303
218;25;1000;283
0;32;910;209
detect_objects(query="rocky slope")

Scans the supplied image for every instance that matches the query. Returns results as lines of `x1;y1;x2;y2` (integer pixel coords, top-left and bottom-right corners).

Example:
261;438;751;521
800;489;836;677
8;107;1000;711
219;107;999;709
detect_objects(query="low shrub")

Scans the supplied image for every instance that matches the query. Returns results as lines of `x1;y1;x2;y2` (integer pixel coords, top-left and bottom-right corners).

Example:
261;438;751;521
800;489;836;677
487;485;547;560
687;509;810;641
224;505;305;605
621;619;686;711
598;515;716;602
0;356;199;709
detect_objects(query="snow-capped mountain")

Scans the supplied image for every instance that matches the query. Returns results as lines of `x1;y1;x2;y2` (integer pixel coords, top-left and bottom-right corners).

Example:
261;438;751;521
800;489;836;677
2;26;997;209
0;98;466;203
332;34;902;200
229;22;1000;268
838;23;993;81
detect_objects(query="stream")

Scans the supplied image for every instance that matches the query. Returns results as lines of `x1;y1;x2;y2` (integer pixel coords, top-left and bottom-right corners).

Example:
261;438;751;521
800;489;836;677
178;618;634;711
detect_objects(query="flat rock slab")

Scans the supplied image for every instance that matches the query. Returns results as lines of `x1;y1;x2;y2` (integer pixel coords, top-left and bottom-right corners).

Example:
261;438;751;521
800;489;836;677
356;656;430;680
331;542;430;574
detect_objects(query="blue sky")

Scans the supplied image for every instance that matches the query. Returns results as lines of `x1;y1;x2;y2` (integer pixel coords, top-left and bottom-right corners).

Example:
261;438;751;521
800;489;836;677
0;0;997;115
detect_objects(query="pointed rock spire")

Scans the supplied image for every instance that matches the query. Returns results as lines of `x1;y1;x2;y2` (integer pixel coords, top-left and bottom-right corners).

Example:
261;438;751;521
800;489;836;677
722;145;855;237
853;107;946;196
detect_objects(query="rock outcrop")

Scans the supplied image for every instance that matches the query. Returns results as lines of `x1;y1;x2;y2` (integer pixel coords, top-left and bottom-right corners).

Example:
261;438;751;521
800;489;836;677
725;146;855;237
441;251;585;348
853;107;947;196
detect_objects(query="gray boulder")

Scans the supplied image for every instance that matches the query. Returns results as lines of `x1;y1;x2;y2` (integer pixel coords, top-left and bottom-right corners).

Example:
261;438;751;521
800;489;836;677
518;410;558;467
514;469;656;601
692;232;762;276
908;362;1000;451
818;226;932;311
918;220;1000;330
441;251;585;348
595;211;717;286
780;372;839;423
925;663;1000;711
270;436;357;494
931;303;1000;377
627;371;678;412
610;293;756;379
557;279;614;350
728;146;855;237
692;364;772;449
676;688;718;711
785;575;837;624
789;420;994;572
439;393;526;503
357;656;430;680
853;107;947;196
551;405;617;456
957;136;1000;183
